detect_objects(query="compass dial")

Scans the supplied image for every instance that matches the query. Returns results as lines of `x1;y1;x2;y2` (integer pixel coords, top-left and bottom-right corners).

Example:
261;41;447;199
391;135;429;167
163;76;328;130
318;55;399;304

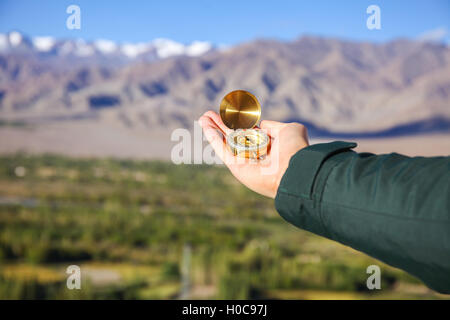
227;129;269;159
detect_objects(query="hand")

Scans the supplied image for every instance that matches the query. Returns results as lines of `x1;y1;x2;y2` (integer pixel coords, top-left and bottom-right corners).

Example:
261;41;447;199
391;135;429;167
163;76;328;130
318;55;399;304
198;111;309;198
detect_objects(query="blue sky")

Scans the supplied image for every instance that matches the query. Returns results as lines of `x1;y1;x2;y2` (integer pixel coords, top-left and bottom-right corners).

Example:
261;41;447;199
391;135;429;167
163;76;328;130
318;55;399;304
0;0;449;45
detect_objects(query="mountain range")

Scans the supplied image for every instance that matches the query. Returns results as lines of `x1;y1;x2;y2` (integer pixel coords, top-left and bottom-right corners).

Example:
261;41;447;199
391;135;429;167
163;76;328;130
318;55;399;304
0;32;449;158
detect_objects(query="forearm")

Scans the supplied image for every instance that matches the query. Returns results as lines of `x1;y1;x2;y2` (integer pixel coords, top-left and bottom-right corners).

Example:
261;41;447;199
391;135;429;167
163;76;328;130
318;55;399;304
275;141;450;293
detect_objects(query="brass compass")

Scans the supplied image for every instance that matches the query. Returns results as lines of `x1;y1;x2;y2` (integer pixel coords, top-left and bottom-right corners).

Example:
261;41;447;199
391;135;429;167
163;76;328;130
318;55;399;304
219;90;270;159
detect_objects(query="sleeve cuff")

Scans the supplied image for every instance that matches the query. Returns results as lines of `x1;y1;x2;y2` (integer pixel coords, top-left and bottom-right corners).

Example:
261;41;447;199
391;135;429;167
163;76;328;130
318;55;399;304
276;141;357;199
275;141;357;235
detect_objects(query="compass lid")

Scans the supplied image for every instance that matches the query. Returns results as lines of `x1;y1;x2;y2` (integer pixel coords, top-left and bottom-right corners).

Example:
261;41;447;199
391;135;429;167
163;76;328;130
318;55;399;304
219;90;261;130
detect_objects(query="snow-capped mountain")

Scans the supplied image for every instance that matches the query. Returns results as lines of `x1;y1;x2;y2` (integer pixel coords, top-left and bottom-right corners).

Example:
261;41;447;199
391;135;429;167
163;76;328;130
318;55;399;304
0;31;213;60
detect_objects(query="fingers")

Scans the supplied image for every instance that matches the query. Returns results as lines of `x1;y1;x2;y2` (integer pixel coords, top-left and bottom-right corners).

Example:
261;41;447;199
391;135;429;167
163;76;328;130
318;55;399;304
198;113;234;164
259;120;286;130
259;120;286;139
201;111;233;136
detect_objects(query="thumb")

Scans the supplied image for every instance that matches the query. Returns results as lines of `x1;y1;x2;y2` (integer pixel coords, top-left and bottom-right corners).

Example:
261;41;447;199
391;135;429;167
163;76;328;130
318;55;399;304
260;120;286;130
260;120;286;138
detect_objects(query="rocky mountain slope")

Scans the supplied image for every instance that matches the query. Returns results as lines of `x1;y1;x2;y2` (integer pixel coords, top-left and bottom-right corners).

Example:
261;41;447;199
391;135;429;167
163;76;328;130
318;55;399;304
0;33;449;158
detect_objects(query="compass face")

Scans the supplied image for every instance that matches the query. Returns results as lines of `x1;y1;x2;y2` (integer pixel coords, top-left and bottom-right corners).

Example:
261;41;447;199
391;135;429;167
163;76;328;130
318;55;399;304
233;131;265;147
227;129;269;159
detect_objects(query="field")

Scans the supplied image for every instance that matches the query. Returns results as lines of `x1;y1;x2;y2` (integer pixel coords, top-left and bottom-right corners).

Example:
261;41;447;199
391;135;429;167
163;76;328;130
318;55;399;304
0;154;447;299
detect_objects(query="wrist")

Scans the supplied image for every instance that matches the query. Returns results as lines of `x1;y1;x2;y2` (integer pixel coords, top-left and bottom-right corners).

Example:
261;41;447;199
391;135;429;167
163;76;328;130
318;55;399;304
272;149;299;198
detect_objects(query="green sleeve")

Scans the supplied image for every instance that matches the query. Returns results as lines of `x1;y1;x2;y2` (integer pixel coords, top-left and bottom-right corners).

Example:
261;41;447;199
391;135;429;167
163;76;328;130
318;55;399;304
275;141;450;293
